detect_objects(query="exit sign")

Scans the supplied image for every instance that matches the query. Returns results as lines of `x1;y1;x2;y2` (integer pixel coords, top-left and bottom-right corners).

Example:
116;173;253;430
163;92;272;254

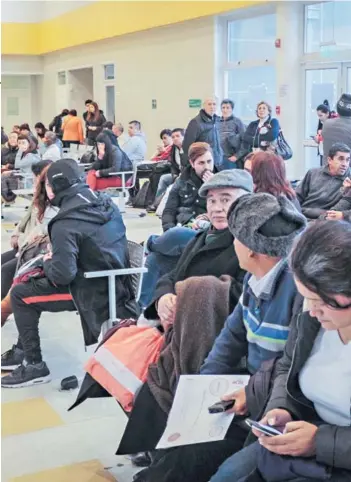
189;99;202;108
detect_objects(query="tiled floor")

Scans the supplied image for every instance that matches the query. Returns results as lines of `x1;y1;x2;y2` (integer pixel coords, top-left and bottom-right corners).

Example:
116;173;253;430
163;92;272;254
1;202;161;482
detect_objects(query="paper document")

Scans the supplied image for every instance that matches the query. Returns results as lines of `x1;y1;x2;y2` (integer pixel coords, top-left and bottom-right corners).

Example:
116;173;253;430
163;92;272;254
157;374;250;449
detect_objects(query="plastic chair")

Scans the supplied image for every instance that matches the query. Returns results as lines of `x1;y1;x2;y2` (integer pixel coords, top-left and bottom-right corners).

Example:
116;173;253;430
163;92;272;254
103;164;138;213
84;240;147;335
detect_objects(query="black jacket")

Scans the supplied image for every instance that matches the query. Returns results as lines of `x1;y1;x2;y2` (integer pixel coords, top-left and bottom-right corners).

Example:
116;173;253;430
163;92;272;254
237;116;280;160
86;113;106;141
169;145;184;179
1;145;19;167
91;145;132;177
161;166;206;232
44;184;139;345
144;228;246;319
182;110;223;168
49;114;65;137
103;129;118;146
265;310;351;471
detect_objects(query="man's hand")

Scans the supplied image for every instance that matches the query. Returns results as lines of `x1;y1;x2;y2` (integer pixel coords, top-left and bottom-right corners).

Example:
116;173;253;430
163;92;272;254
326;210;344;220
343;177;351;189
202;170;214;183
2;170;12;177
157;294;177;331
221;387;247;415
10;235;19;249
252;409;292;438
95;170;101;178
43;251;53;262
258;420;318;457
228;155;237;163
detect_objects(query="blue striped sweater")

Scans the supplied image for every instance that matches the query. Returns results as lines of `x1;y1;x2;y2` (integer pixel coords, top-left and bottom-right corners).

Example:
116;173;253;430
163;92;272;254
201;261;297;375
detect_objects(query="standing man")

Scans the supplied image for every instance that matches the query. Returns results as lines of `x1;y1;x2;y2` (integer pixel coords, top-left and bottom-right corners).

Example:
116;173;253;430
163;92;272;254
122;120;147;167
322;93;351;164
182;97;222;170
219;99;245;170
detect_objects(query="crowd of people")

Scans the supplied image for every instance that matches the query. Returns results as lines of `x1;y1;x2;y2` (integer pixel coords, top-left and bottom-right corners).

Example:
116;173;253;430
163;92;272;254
1;91;351;482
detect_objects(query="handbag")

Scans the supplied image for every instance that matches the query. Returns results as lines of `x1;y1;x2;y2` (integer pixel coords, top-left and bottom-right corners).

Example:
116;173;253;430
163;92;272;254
275;131;293;161
85;325;164;412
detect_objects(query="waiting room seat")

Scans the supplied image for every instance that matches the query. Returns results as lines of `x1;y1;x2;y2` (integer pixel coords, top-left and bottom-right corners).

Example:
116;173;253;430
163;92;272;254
103;164;138;213
84;240;147;336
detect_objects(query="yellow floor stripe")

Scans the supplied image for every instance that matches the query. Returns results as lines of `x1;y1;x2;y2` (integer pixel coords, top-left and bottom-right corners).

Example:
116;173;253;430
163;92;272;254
2;398;64;437
9;460;117;482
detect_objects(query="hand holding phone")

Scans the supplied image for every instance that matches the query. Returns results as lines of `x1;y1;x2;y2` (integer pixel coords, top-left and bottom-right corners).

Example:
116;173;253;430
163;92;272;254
208;400;235;414
245;419;283;437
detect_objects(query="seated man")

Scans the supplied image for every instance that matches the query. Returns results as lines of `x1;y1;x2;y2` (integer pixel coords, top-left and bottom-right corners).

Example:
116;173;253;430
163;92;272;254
139;169;253;309
323;176;351;223
1;159;139;387
296;142;350;220
103;121;118;146
129;193;306;482
122;120;147;166
151;129;173;161
161;142;214;232
42;131;61;162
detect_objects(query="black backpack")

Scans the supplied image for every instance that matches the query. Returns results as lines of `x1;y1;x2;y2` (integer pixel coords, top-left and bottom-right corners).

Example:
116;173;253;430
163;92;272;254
131;181;154;208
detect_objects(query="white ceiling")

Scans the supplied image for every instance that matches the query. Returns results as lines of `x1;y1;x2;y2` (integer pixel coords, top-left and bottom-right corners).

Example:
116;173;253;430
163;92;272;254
1;0;95;23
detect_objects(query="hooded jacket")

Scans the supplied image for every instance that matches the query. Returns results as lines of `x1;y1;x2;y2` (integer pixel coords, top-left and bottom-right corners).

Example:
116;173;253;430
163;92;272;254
161;165;207;231
122;132;147;164
44;184;139;345
182;109;223;168
91;145;133;176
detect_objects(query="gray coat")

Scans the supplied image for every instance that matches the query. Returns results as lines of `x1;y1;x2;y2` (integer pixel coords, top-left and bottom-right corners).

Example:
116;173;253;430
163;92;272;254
265;311;351;472
295;166;350;219
219;115;245;158
322;116;351;164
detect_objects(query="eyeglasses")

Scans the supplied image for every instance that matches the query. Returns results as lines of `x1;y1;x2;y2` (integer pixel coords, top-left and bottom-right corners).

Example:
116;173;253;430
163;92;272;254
316;296;351;311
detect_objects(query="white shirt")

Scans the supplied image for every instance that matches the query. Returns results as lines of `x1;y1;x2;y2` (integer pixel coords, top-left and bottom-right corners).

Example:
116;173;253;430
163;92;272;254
299;328;351;426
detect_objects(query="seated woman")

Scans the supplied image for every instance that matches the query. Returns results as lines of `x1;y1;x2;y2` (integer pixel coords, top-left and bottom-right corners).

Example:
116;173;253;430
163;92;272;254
1;131;19;173
1;134;40;203
210;220;351;482
249;151;301;211
1;160;57;325
139;169;253;309
87;132;133;191
161;142;214;232
237;101;280;161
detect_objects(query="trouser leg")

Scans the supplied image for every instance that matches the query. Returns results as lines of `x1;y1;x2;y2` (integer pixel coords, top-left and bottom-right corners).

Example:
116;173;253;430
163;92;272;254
11;279;75;364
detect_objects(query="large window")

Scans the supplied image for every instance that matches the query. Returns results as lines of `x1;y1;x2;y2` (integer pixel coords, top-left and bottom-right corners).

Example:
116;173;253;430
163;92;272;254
227;66;276;121
227;14;276;62
305;2;351;54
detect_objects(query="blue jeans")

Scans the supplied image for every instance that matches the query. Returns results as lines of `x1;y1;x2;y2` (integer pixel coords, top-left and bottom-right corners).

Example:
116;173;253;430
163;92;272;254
139;227;197;309
156;173;173;198
210;442;258;482
219;156;239;171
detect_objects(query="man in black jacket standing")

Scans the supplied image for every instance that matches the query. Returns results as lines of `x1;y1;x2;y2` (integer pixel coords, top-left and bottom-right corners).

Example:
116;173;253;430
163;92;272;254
182;97;223;170
1;159;139;388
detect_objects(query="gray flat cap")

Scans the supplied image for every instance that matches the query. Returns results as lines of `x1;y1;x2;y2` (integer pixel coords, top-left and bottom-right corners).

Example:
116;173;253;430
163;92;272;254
199;169;253;198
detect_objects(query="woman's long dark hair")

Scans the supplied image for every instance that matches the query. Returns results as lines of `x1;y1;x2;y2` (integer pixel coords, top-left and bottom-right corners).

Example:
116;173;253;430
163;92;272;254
33;162;53;222
251;151;296;200
34;122;48;139
18;134;38;155
316;100;331;132
87;102;101;122
96;132;114;168
290;221;351;299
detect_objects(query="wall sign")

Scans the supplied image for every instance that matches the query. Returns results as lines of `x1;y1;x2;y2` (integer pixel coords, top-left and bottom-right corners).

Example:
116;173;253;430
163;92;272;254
189;99;202;108
152;99;157;109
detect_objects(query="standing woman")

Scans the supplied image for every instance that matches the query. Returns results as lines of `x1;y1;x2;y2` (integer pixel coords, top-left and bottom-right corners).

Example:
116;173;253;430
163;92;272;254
238;101;280;159
315;100;337;166
86;102;106;146
87;132;132;191
62;109;84;148
34;123;48;143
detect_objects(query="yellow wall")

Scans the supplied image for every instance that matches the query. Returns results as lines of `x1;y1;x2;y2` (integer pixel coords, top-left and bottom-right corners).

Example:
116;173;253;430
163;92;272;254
2;1;259;55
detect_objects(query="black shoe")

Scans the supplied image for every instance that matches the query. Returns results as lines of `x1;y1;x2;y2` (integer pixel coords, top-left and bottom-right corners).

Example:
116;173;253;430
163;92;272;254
1;361;51;388
131;452;152;468
1;345;25;371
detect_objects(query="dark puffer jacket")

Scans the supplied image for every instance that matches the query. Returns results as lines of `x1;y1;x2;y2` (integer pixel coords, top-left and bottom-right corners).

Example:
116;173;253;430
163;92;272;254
1;145;19;168
45;184;140;345
237;116;280;160
91;145;132;176
161;166;207;232
182;109;222;168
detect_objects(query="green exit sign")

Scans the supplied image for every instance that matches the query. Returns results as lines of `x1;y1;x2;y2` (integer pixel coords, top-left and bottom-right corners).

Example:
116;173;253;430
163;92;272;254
189;99;202;108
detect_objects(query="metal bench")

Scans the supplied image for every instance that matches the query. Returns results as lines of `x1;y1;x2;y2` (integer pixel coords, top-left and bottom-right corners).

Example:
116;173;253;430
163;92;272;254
84;240;147;336
102;164;138;213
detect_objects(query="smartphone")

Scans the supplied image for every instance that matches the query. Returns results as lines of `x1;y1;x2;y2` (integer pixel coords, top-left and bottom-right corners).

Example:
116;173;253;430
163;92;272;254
208;400;235;414
245;419;283;437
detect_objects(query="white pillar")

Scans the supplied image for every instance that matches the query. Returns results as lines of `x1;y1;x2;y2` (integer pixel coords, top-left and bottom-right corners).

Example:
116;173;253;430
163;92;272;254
275;2;304;180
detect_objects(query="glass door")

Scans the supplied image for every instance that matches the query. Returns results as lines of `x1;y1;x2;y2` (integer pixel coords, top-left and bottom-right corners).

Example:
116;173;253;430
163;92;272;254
341;63;351;93
105;85;115;123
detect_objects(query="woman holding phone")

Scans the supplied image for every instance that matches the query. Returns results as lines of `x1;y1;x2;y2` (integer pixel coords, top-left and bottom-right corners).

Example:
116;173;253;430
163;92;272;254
210;220;351;482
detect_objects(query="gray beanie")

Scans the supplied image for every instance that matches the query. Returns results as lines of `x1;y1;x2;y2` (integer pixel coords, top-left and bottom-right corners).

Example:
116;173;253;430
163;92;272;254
228;193;307;257
199;169;253;198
